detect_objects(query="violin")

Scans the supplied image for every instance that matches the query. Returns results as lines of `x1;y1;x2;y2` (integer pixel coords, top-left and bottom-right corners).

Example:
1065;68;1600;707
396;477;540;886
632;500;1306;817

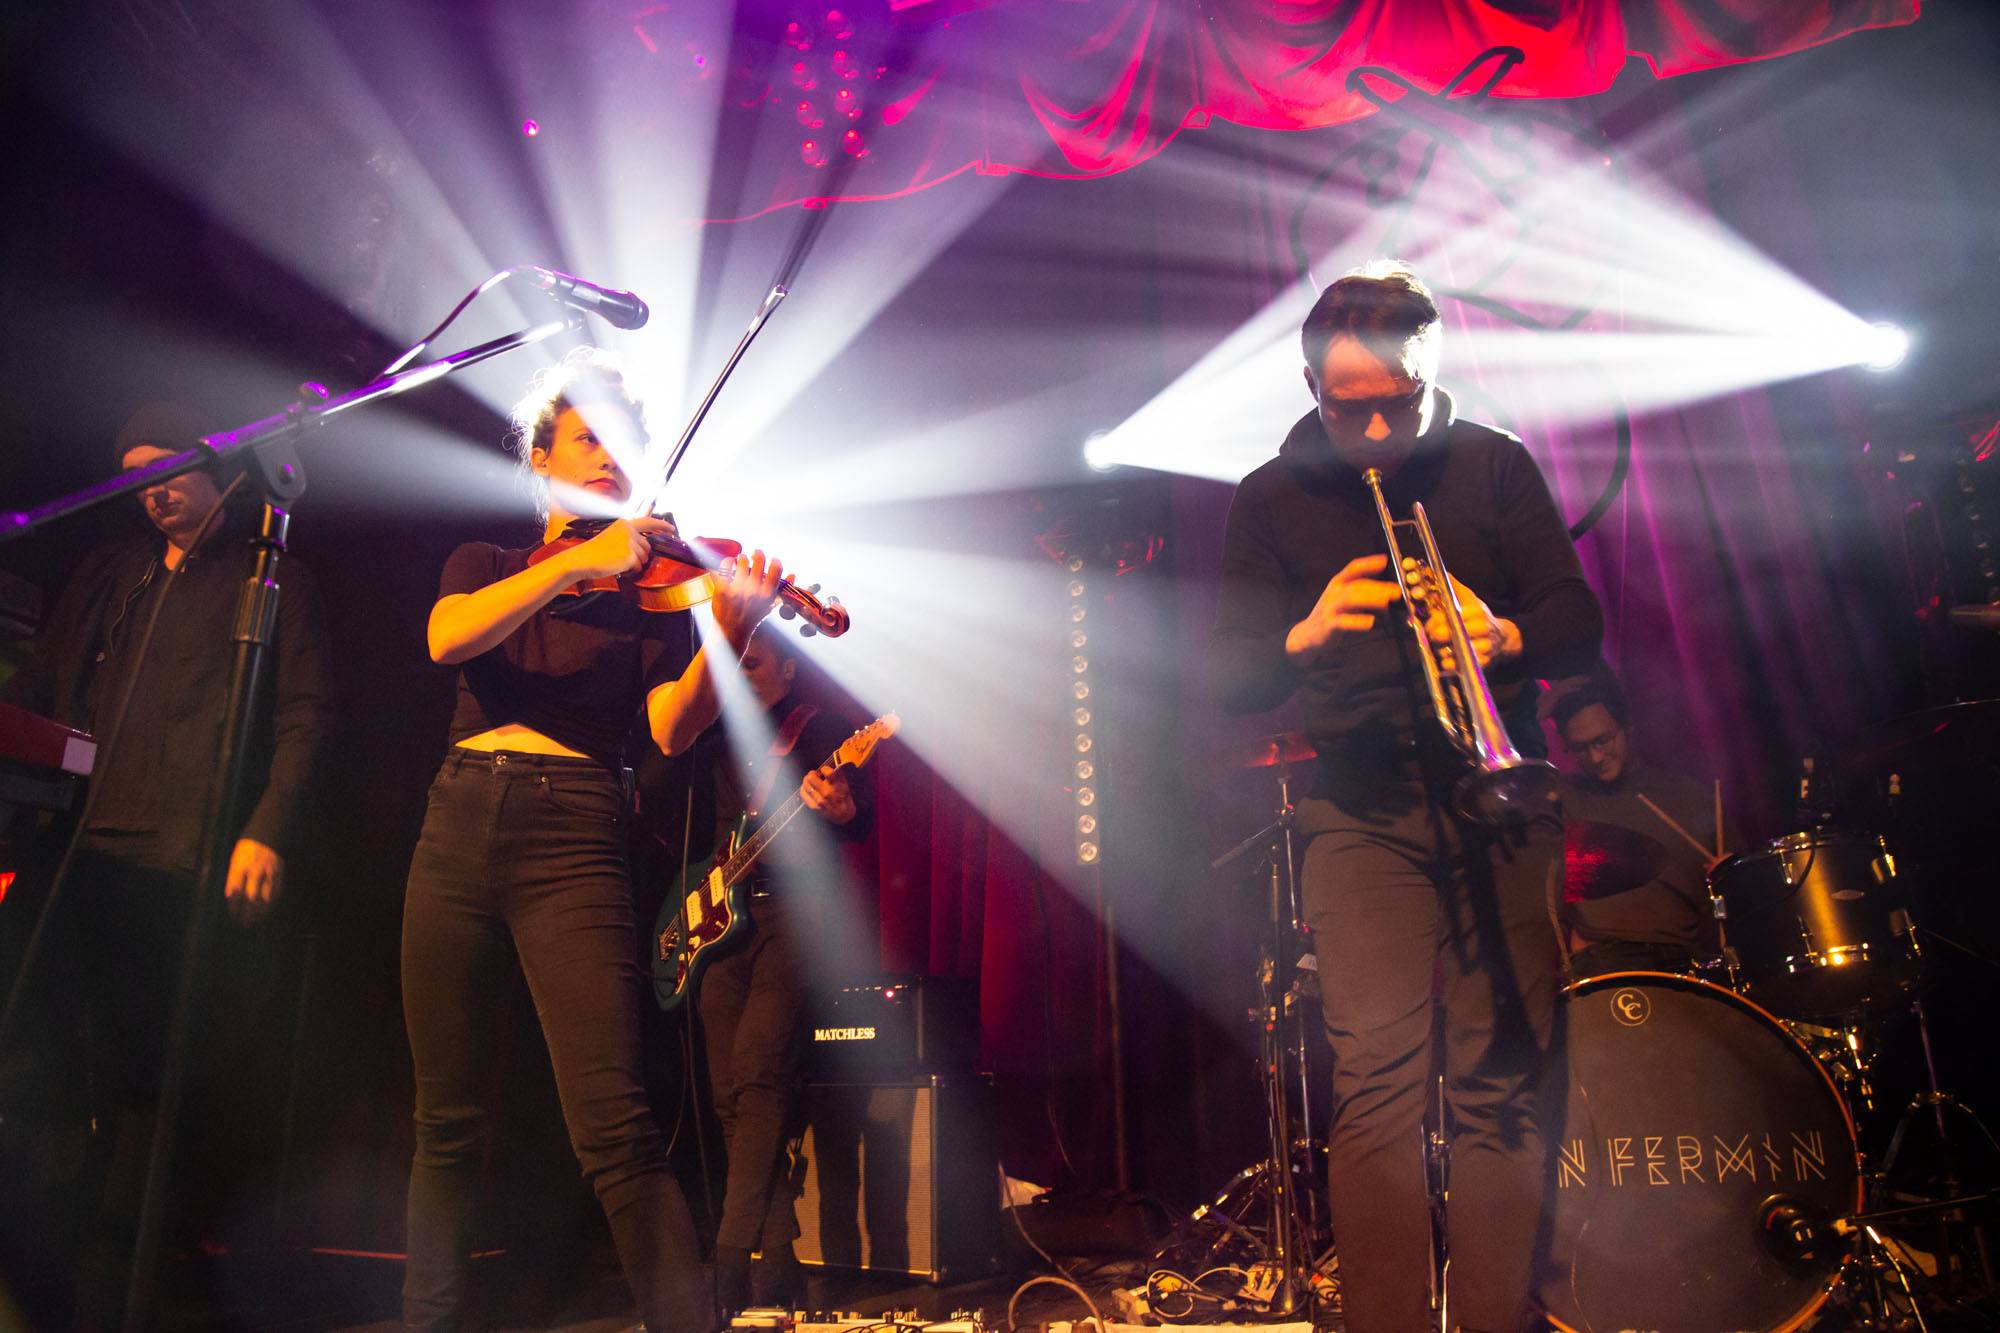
527;520;850;638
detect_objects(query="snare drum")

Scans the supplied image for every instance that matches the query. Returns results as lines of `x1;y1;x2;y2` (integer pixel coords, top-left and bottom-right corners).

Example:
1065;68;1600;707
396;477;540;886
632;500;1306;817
1545;973;1860;1333
1710;831;1923;1018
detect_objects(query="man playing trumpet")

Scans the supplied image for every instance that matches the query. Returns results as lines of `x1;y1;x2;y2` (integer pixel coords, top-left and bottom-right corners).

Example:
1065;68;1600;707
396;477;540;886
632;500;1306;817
1209;262;1602;1333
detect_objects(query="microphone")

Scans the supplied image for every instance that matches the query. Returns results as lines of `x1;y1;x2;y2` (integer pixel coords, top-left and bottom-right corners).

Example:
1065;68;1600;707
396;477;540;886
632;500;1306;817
523;266;650;330
1758;1194;1839;1267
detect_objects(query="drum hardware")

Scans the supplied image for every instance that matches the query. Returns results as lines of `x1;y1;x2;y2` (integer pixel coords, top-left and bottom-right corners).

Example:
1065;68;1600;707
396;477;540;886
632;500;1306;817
1763;1187;1999;1312
1710;892;1745;992
1152;1139;1339;1320
1198;747;1327;1318
1781;992;2000;1327
1786;1016;1878;1114
1762;1192;1963;1333
1872;996;1998;1295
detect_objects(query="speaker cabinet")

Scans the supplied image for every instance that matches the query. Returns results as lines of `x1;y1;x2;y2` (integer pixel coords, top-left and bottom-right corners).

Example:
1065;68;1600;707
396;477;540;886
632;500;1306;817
793;1073;998;1282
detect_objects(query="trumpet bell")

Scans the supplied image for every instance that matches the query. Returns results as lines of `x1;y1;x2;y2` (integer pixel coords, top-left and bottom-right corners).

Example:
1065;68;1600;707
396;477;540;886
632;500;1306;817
1453;758;1561;826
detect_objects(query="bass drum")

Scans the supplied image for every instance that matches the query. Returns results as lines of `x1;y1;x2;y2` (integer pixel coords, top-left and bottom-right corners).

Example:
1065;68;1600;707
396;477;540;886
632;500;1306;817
1545;973;1860;1333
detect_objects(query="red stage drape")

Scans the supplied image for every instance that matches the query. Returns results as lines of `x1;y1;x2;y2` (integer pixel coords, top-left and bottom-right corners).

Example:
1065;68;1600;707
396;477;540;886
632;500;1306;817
724;0;1917;219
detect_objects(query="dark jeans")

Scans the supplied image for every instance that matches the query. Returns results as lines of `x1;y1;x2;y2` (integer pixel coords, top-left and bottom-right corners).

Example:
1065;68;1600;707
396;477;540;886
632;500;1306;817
401;750;710;1332
696;895;808;1255
3;836;197;1329
1298;789;1563;1333
3;830;289;1328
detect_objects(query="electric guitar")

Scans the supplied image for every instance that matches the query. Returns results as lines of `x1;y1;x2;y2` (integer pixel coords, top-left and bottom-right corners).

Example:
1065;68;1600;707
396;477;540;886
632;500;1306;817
653;711;900;1010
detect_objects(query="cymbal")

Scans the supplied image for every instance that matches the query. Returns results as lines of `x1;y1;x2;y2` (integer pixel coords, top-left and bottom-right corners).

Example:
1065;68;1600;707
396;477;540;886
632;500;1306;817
1563;819;1670;901
1851;699;2000;776
1224;731;1317;769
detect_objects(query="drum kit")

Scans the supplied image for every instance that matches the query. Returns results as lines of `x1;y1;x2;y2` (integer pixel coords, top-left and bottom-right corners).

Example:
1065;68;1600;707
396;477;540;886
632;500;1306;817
1177;702;1998;1333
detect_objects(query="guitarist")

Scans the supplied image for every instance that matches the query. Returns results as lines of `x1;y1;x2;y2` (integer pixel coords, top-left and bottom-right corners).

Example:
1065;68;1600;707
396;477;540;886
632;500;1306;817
638;624;874;1317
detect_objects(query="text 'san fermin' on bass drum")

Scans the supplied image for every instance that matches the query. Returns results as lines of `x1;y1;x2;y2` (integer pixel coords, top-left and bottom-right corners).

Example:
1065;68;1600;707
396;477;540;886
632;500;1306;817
1544;972;1861;1333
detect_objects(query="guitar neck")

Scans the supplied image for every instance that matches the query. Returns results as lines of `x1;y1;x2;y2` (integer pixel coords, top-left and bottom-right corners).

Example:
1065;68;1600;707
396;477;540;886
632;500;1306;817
708;713;893;892
719;789;808;891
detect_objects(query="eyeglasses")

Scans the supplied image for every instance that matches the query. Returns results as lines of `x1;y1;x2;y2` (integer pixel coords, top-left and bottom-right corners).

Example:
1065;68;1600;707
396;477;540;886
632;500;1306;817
1318;384;1427;421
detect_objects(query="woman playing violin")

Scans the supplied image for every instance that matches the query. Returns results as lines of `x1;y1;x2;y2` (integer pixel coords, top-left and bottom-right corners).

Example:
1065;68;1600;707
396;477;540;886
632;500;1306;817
400;347;778;1331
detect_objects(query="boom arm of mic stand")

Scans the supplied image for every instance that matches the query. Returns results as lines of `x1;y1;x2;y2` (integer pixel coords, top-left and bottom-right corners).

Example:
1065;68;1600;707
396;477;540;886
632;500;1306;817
1;316;578;543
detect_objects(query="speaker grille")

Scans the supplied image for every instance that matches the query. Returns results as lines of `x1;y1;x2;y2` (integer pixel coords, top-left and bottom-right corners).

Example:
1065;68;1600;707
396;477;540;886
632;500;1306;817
793;1075;996;1282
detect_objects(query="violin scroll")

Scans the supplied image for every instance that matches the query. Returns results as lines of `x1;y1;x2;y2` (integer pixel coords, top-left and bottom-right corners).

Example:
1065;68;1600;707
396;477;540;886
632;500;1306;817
776;581;848;638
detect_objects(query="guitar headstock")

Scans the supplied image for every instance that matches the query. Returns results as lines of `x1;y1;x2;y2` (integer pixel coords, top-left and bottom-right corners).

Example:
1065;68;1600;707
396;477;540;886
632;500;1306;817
835;711;901;770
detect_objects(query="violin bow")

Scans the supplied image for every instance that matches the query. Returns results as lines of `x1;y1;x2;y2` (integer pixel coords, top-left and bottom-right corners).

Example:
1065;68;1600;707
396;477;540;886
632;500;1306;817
653;140;863;499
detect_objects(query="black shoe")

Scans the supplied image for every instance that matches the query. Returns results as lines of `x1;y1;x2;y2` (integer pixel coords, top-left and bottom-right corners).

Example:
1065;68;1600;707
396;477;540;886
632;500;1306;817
714;1244;754;1316
750;1243;802;1309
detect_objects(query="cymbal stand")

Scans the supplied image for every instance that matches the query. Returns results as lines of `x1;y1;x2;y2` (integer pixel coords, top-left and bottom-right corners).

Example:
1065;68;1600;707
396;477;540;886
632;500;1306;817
1201;762;1323;1318
1872;997;1997;1297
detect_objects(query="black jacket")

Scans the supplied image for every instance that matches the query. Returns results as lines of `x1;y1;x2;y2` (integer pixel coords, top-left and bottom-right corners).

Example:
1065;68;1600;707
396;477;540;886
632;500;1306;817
7;514;332;876
1209;393;1602;771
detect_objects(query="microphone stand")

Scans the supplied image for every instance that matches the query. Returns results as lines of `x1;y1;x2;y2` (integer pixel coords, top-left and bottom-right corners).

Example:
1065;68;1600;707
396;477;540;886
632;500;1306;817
0;311;580;1333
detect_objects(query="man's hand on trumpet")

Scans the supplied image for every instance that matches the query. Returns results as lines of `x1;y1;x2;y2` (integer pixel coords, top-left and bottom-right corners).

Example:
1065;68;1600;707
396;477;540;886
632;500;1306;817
1412;560;1522;672
1286;553;1403;663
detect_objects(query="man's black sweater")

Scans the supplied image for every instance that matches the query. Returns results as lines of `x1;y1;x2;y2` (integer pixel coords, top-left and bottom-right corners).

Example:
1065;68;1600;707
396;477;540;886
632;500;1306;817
7;514;331;876
1209;393;1602;776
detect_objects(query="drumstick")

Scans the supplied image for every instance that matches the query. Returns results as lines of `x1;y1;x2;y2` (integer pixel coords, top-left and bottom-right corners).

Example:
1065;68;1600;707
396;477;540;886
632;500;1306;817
1637;793;1716;862
1714;778;1725;859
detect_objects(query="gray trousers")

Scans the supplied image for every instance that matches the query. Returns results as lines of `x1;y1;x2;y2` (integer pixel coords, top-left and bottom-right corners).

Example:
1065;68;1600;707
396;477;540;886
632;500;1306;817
1299;788;1563;1333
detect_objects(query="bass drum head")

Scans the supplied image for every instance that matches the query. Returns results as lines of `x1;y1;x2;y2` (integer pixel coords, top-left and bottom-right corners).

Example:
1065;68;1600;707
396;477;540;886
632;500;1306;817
1545;973;1860;1333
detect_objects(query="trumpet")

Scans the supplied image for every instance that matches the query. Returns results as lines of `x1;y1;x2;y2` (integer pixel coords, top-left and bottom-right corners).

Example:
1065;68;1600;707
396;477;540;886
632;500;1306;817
1361;467;1559;825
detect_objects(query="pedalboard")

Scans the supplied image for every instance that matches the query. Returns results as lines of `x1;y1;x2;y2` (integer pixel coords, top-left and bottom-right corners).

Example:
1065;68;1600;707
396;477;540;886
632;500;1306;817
729;1309;984;1332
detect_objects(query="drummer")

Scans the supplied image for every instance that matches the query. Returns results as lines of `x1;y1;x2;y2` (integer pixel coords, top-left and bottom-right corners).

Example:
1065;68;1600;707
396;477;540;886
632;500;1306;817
1551;673;1740;978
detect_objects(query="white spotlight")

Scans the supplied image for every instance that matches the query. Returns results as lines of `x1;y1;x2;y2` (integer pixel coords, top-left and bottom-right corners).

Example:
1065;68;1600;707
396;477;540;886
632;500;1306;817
1862;321;1910;372
1083;431;1118;472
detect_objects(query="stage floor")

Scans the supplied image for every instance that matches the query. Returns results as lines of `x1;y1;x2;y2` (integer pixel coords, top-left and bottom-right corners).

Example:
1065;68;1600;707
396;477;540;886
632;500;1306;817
129;1248;1164;1333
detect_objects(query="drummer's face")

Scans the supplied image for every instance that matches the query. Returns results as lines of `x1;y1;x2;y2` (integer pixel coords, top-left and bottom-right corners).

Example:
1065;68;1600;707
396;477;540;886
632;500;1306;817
1562;703;1628;783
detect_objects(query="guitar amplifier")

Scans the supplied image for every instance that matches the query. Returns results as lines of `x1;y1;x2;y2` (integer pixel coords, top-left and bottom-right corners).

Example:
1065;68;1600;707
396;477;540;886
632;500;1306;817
808;976;978;1074
793;1072;999;1282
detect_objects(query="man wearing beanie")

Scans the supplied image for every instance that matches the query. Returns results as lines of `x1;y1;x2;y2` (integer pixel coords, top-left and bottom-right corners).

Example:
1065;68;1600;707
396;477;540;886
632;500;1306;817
3;402;331;1326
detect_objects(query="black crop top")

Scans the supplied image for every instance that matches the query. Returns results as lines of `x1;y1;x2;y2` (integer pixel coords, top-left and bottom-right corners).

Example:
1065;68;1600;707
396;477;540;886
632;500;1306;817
440;543;696;769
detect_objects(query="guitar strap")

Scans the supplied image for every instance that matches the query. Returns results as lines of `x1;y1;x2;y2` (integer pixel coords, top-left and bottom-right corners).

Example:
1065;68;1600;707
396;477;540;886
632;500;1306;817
747;702;818;814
